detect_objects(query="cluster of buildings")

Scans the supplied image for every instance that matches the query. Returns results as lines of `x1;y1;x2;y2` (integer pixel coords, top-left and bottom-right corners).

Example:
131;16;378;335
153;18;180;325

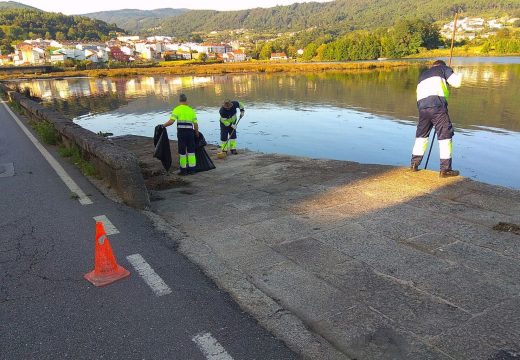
0;36;251;67
440;16;519;41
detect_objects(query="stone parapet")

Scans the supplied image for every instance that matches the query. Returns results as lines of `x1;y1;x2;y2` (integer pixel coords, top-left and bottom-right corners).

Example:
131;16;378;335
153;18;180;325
0;83;150;209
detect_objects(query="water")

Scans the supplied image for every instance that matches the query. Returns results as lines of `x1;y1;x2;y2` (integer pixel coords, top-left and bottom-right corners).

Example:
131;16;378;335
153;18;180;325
15;57;520;189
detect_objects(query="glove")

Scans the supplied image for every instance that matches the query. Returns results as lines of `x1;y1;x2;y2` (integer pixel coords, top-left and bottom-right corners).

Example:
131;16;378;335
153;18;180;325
230;124;236;129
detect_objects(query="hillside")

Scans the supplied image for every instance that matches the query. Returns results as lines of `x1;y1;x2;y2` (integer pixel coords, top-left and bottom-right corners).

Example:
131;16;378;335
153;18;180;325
0;1;38;10
0;8;124;53
83;8;188;33
151;0;520;37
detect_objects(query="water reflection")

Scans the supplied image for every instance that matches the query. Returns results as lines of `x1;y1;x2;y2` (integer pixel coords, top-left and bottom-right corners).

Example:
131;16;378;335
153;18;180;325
13;59;520;189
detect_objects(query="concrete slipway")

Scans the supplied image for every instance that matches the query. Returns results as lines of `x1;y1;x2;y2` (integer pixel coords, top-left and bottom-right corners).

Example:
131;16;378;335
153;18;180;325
116;136;520;360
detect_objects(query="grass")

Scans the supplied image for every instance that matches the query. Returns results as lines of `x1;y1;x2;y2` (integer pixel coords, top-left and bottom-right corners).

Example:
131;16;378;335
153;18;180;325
59;145;97;177
8;100;24;114
2;60;415;80
31;121;58;145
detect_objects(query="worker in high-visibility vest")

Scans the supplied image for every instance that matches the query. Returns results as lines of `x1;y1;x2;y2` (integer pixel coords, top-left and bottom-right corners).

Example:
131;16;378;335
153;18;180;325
411;60;462;177
219;99;245;155
163;93;199;175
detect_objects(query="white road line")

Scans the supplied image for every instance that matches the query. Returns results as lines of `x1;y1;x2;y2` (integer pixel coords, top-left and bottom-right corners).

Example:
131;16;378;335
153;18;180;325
1;101;93;205
192;332;234;360
126;254;172;296
93;215;119;235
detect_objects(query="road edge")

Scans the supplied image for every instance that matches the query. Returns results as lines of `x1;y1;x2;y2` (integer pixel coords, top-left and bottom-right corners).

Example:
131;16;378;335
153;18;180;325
142;210;350;360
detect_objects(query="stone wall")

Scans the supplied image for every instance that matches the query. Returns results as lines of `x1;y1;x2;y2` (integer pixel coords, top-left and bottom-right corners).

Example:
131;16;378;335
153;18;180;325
0;83;150;209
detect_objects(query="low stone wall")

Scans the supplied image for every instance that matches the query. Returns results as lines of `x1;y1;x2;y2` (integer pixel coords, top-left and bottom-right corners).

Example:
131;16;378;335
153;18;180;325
0;83;150;209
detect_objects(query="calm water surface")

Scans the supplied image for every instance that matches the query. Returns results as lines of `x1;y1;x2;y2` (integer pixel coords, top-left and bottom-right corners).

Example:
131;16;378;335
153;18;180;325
17;57;520;189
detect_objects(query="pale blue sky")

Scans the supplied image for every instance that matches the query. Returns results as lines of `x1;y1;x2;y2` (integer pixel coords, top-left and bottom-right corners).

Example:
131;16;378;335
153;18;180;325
5;0;331;14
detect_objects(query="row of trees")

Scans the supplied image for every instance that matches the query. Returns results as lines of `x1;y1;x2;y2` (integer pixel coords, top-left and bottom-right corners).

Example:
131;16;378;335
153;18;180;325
252;18;520;61
254;19;443;61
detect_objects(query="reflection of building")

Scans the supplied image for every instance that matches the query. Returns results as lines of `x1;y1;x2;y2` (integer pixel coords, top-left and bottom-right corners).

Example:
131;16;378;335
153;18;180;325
17;75;216;101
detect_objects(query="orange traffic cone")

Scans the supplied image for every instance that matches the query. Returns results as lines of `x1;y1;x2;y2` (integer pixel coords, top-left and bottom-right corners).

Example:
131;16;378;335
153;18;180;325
84;222;130;287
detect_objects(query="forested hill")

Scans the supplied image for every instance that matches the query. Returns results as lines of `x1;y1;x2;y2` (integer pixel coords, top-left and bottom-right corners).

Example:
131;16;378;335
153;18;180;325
83;8;188;33
153;0;520;37
0;8;124;42
0;1;38;10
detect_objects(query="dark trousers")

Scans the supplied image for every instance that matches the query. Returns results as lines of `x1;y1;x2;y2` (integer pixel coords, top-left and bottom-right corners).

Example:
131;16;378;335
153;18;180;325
220;122;237;150
411;107;455;171
177;129;196;170
220;122;237;142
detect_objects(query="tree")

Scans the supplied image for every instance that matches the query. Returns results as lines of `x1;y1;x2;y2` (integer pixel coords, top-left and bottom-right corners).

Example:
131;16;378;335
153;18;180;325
302;43;318;61
67;27;77;40
55;31;65;41
199;52;208;62
259;42;273;60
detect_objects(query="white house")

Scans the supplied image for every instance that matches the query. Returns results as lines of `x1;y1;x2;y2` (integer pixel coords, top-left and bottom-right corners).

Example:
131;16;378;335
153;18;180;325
117;35;140;42
270;52;288;61
223;49;246;62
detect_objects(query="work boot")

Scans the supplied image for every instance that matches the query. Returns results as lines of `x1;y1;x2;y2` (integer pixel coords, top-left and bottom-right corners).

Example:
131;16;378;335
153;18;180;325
410;163;419;172
177;168;188;176
231;149;238;155
439;169;460;178
187;169;196;175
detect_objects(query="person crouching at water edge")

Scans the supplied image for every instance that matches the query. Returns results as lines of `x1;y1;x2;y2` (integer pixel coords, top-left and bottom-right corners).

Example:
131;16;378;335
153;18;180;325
219;99;245;155
411;60;462;178
163;93;199;176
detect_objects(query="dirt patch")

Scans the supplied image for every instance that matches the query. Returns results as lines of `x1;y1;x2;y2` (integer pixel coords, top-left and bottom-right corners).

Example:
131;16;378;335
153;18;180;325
493;222;520;235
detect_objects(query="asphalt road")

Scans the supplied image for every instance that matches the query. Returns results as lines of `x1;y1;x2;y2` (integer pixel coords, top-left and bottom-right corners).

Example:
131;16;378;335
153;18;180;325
0;99;299;360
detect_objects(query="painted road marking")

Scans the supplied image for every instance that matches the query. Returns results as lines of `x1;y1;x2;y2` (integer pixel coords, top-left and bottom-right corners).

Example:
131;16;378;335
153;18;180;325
93;215;119;235
126;254;172;296
192;332;233;360
1;101;93;205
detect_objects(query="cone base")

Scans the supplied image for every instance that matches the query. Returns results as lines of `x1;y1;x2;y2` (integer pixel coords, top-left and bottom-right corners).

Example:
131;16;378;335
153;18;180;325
84;265;130;287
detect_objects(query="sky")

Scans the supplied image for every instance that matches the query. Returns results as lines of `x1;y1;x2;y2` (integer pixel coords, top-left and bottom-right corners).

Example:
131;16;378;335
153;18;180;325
5;0;332;15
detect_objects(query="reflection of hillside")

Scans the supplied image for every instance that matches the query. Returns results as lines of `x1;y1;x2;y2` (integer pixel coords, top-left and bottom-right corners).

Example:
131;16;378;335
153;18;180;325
18;65;520;132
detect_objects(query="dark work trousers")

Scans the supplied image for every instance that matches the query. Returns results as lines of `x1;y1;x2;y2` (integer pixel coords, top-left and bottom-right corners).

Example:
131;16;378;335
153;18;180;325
220;122;237;150
177;128;196;171
411;106;455;171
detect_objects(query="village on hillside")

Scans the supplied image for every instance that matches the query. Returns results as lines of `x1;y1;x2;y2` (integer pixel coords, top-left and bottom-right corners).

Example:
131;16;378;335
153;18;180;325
0;35;290;67
0;15;518;67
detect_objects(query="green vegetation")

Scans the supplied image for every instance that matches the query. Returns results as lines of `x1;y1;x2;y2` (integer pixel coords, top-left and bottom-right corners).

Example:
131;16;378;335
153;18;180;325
31;120;58;145
59;145;97;176
58;145;75;157
149;0;518;38
7;99;23;114
0;8;123;53
3;60;413;81
0;1;38;10
83;8;187;33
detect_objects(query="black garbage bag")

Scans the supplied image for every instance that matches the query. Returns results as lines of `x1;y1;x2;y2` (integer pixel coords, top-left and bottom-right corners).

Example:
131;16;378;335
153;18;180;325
195;132;215;172
153;125;172;171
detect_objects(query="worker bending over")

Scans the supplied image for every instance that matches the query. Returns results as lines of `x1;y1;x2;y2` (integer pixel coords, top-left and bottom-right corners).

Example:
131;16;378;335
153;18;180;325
411;60;462;177
219;99;245;155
